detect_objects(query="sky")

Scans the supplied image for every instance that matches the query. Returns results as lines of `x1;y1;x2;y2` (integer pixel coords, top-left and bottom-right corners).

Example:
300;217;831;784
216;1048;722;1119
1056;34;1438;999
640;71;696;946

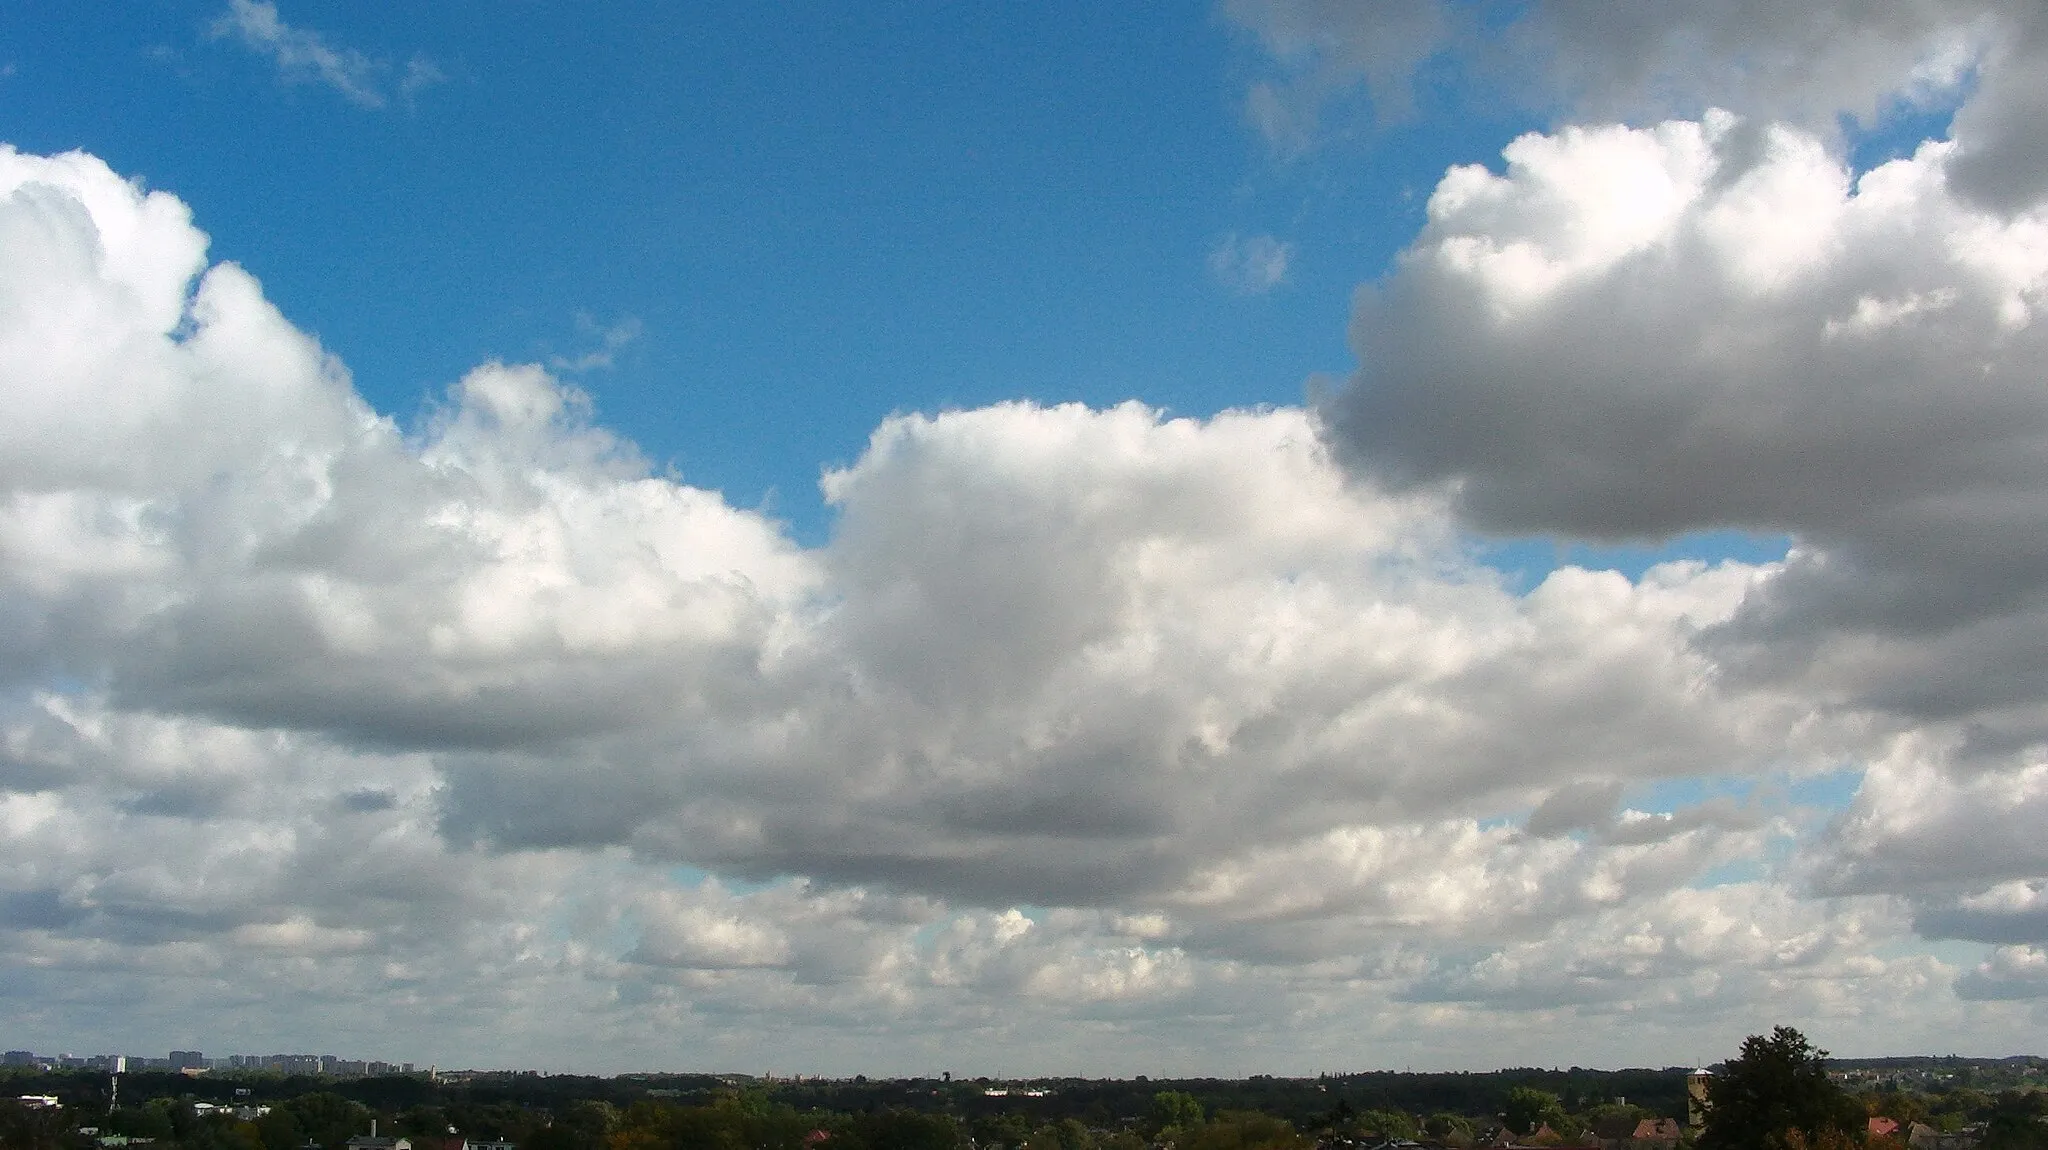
1;0;2046;1076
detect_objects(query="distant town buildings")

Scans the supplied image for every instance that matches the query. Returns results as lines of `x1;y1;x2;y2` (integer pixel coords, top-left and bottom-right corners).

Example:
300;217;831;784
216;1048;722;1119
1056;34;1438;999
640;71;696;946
0;1049;417;1076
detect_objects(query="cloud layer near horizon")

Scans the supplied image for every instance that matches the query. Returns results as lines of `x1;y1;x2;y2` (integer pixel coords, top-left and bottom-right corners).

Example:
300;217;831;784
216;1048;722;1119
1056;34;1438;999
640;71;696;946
6;2;2048;1068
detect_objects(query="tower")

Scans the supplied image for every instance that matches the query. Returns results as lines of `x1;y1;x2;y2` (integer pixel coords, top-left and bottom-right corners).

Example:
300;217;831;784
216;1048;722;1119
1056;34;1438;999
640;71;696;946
1686;1069;1713;1128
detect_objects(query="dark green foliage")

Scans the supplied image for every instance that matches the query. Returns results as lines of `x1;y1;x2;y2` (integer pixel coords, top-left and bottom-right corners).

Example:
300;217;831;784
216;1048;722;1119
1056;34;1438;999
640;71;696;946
842;1108;963;1150
107;1100;178;1142
0;1098;69;1150
279;1091;374;1150
972;1110;1034;1150
1356;1109;1417;1140
444;1100;540;1144
608;1094;834;1150
1503;1088;1565;1137
1700;1027;1864;1150
177;1113;265;1150
343;1078;438;1112
1580;1102;1649;1135
395;1104;450;1139
1424;1112;1474;1142
1981;1092;2048;1150
1;1056;2038;1150
1151;1092;1204;1133
1182;1111;1310;1150
255;1105;305;1150
522;1099;621;1150
524;1125;583;1150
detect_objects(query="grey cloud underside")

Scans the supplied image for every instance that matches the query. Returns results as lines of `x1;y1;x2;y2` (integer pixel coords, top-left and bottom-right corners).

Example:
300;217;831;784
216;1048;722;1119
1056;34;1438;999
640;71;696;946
1916;904;2048;946
1228;0;2035;150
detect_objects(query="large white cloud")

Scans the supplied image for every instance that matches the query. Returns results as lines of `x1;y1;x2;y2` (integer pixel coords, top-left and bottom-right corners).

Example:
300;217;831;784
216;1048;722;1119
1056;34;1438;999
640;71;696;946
0;139;2033;1068
1300;30;2048;1020
1316;117;2048;726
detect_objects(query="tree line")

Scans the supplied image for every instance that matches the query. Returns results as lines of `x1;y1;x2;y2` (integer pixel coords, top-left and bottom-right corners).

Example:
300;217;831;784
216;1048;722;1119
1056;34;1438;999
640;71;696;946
2;1030;2042;1150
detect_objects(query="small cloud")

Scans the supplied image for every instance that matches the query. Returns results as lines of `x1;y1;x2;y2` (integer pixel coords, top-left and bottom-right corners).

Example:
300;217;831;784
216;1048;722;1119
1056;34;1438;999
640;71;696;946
550;313;644;374
400;54;446;101
1957;944;2048;1000
211;0;439;109
1208;232;1294;295
1245;82;1314;155
232;917;375;954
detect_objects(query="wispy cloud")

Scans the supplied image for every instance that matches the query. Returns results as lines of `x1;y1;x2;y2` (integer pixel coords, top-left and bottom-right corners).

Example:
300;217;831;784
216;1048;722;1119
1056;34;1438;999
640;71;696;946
211;0;442;108
400;54;446;100
550;313;644;374
1208;232;1293;295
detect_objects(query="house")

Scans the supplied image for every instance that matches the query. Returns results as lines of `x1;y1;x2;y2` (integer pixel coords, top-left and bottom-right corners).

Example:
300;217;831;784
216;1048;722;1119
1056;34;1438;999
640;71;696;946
1590;1116;1639;1149
346;1122;411;1150
1870;1118;1901;1140
1591;1117;1679;1150
1907;1124;1981;1150
1475;1128;1584;1150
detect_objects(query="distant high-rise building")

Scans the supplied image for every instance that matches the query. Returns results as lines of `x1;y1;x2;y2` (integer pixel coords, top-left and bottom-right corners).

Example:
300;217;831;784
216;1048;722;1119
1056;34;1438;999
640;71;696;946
170;1051;207;1071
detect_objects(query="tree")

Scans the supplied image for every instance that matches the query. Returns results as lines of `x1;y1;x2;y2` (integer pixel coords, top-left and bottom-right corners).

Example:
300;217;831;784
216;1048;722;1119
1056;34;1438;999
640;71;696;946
1152;1092;1205;1135
1184;1112;1310;1150
282;1091;372;1150
1357;1110;1417;1141
1699;1026;1864;1150
843;1108;961;1150
1503;1088;1565;1138
255;1106;306;1150
524;1125;583;1150
107;1100;176;1143
1981;1091;2048;1150
0;1098;68;1150
1424;1113;1474;1147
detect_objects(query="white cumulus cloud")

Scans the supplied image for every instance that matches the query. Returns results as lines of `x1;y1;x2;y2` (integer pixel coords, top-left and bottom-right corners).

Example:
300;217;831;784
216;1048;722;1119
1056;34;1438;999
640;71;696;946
1;122;2042;1068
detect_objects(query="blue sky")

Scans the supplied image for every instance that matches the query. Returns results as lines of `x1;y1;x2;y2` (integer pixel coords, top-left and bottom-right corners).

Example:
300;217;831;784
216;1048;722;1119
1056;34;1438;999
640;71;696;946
3;1;2048;1074
6;0;1529;538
